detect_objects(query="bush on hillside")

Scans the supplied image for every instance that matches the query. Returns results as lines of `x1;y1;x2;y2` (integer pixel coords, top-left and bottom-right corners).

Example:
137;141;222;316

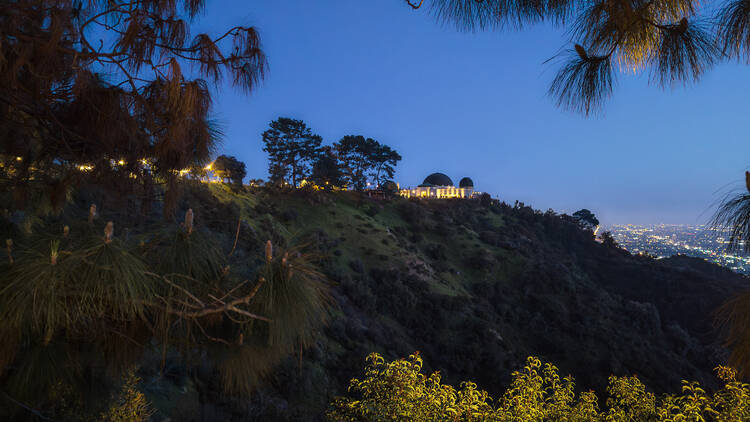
327;352;750;421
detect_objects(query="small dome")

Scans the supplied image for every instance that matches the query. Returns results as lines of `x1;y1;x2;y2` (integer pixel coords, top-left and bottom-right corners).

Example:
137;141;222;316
459;177;474;188
423;173;454;187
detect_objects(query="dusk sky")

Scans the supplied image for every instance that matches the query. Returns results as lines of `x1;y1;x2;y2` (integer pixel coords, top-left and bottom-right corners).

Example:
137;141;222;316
197;1;749;226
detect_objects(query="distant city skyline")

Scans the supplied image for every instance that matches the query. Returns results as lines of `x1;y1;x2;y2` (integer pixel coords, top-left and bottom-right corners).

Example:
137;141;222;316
196;1;750;226
609;224;750;274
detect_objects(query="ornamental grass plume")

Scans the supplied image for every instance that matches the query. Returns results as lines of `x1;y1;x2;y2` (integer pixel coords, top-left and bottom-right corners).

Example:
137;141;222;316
88;204;97;224
185;208;194;235
50;240;59;266
104;222;114;244
265;240;273;264
5;238;12;265
153;222;226;281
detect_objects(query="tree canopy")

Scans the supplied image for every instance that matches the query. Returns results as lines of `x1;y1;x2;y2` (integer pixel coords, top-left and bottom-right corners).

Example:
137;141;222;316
573;208;600;228
371;144;402;188
334;135;401;191
0;0;267;215
311;146;346;189
262;118;323;187
213;155;247;186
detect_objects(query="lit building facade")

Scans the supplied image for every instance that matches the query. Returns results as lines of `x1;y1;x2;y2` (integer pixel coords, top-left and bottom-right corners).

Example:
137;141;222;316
399;173;478;199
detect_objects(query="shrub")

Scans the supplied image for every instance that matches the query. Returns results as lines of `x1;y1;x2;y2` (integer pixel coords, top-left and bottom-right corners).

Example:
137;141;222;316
423;243;447;261
99;371;153;422
327;353;750;421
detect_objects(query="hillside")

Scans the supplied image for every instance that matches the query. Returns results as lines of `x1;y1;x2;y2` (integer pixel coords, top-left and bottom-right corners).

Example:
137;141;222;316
2;183;748;421
142;184;747;421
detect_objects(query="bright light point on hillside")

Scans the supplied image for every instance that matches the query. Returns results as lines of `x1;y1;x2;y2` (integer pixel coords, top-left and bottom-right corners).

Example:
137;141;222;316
15;157;22;161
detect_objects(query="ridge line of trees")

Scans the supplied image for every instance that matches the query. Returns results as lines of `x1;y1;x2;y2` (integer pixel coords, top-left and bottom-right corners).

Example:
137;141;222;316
261;117;402;191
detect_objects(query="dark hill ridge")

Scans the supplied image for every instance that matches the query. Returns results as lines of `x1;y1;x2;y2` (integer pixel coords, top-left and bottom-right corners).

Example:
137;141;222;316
178;186;748;420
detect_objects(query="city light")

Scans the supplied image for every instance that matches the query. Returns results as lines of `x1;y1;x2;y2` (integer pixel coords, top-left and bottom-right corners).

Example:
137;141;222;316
609;224;750;274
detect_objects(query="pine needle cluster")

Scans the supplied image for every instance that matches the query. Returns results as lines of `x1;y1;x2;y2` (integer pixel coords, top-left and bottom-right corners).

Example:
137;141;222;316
0;199;331;416
0;0;266;215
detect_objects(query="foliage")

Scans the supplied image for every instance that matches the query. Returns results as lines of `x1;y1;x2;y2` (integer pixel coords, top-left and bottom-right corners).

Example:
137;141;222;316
712;172;750;253
382;180;401;197
710;173;750;378
0;191;331;417
599;230;620;247
573;209;600;229
213;155;247;186
99;371;153;422
334;135;372;190
334;135;401;190
328;352;495;421
479;192;493;207
311;146;346;189
0;0;266;214
370;143;402;187
328;352;750;421
262;117;323;187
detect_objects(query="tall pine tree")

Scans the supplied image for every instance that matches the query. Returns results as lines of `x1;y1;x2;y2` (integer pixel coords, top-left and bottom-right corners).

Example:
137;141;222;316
371;144;402;188
334;136;401;190
335;136;374;191
262;118;322;187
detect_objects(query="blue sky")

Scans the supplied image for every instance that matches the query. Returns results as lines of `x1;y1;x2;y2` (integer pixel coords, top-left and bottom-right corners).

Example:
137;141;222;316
196;1;750;225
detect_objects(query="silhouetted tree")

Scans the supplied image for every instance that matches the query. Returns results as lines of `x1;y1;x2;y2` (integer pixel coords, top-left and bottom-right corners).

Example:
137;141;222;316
371;144;402;187
382;180;400;198
0;0;267;215
480;192;492;207
334;136;400;191
262;118;322;187
268;163;289;188
335;136;373;191
213;155;247;186
573;209;600;229
311;146;345;188
599;231;619;248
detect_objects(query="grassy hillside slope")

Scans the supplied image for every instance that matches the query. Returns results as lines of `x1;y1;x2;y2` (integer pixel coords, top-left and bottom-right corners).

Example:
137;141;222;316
164;184;747;420
4;182;745;421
